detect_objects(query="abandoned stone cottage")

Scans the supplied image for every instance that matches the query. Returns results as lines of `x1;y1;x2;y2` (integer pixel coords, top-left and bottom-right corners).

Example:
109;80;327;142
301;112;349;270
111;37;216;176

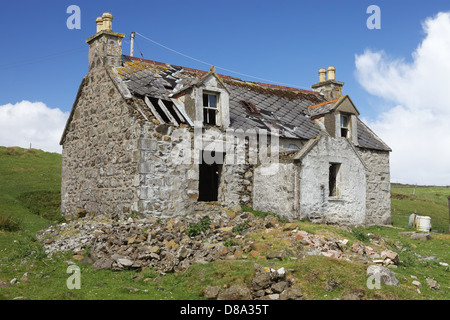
60;13;392;226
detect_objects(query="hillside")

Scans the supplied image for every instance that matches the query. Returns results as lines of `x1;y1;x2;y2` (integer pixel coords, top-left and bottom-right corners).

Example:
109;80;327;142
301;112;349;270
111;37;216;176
0;146;448;302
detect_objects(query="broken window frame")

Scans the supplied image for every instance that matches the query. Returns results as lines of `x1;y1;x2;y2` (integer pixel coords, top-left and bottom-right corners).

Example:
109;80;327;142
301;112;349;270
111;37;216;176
329;162;341;197
202;92;218;126
339;114;350;138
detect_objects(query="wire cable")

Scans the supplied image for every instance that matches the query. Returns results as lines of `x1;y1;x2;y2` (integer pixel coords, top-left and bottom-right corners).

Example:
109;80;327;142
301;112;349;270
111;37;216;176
135;32;310;90
0;46;86;71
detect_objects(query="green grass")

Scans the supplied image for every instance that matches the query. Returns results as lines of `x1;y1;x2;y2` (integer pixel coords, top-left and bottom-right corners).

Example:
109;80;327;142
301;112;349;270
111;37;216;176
391;183;449;233
0;147;448;300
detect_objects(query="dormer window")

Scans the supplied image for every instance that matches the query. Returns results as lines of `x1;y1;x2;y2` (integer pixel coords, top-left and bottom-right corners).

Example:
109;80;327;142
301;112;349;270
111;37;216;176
203;93;218;125
340;114;349;138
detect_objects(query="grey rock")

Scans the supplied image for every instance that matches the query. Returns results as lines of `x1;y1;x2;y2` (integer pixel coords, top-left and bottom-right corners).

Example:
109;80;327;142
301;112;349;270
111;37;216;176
266;250;284;260
117;258;133;267
271;281;288;293
366;265;399;286
92;258;113;270
426;278;439;290
217;285;252;300
204;285;221;299
279;287;303;300
251;272;272;291
410;233;432;241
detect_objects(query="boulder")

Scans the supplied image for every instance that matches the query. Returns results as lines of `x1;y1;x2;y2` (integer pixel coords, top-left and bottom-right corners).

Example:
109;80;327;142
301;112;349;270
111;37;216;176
204;285;221;299
410;233;433;241
282;223;297;231
279;287;303;300
217;285;252;300
366;265;399;286
92;258;113;270
251;271;272;291
426;278;440;291
117;258;133;267
381;250;399;265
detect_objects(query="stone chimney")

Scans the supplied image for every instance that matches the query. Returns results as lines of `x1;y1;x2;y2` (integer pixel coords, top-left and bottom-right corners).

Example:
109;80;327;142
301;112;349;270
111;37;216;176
86;13;125;71
311;66;344;101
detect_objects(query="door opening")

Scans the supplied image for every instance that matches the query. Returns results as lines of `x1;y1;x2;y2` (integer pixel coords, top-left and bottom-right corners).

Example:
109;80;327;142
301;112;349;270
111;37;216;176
198;151;224;202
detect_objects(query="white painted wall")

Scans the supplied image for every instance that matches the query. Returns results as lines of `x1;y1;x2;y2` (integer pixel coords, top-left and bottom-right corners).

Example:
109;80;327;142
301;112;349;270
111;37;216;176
299;136;367;226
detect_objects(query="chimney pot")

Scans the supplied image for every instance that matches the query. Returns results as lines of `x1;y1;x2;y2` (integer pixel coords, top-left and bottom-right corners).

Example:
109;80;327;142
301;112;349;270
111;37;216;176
102;12;113;31
327;66;336;81
96;17;104;33
318;68;327;82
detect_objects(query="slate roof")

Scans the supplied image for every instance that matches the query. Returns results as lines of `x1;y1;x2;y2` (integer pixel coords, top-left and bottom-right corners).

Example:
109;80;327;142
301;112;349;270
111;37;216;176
110;55;390;151
307;97;341;117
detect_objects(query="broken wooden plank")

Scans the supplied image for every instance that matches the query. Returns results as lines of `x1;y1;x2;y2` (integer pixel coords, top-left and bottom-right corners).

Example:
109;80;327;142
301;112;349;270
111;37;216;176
144;96;165;124
158;99;179;126
171;98;194;127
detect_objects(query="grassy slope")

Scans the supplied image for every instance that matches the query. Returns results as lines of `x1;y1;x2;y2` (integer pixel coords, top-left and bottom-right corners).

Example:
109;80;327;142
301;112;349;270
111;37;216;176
391;183;449;233
0;147;448;300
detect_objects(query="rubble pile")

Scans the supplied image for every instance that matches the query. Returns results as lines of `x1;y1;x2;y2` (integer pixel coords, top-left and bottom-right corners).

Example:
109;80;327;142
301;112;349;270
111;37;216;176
38;206;400;275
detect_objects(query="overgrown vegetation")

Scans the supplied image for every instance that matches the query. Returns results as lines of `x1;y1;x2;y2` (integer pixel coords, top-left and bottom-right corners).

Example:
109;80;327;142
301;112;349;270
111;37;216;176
232;220;251;235
17;191;63;222
186;216;211;237
351;228;370;243
241;206;287;223
0;213;22;232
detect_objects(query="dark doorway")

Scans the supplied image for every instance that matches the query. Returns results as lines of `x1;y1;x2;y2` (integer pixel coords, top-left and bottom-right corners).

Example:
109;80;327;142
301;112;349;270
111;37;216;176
198;151;223;202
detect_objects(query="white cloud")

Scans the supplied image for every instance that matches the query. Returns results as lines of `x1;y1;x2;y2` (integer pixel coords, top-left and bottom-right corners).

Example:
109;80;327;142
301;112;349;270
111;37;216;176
0;101;69;154
355;12;450;186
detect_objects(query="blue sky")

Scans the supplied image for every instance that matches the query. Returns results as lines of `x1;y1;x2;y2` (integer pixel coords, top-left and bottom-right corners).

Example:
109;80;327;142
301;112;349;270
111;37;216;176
0;0;444;115
1;0;450;185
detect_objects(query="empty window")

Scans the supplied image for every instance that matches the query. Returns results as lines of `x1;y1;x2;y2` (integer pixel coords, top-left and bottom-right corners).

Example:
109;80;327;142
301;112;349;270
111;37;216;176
203;93;218;125
340;114;349;138
329;163;341;197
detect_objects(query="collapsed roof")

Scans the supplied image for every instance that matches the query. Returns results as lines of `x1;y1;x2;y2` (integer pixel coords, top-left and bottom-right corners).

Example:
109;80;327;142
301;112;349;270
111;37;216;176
98;55;391;151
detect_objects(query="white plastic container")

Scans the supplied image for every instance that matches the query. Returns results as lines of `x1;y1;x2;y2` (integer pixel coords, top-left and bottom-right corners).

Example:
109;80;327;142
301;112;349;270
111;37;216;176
417;216;431;232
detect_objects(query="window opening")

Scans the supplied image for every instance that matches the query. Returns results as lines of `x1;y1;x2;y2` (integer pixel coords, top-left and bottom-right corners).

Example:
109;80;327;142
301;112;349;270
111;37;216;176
340;114;349;138
329;163;341;197
203;93;217;125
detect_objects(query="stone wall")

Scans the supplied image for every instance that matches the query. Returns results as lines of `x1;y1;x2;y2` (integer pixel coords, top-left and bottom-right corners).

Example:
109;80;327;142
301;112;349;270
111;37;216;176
61;67;142;218
137;123;194;218
253;163;297;220
137;124;255;217
298;137;367;226
357;148;391;225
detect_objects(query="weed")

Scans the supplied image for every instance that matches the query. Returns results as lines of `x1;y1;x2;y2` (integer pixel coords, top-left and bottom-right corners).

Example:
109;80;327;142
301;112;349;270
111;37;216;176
241;206;286;223
232;220;250;235
399;252;417;267
224;238;236;247
187;216;211;237
17;191;64;222
0;213;22;232
351;228;370;243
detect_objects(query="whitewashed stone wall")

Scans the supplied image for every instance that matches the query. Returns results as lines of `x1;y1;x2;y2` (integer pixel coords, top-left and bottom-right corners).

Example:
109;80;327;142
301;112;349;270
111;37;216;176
357;148;391;225
253;163;297;219
298;137;367;226
252;137;369;225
